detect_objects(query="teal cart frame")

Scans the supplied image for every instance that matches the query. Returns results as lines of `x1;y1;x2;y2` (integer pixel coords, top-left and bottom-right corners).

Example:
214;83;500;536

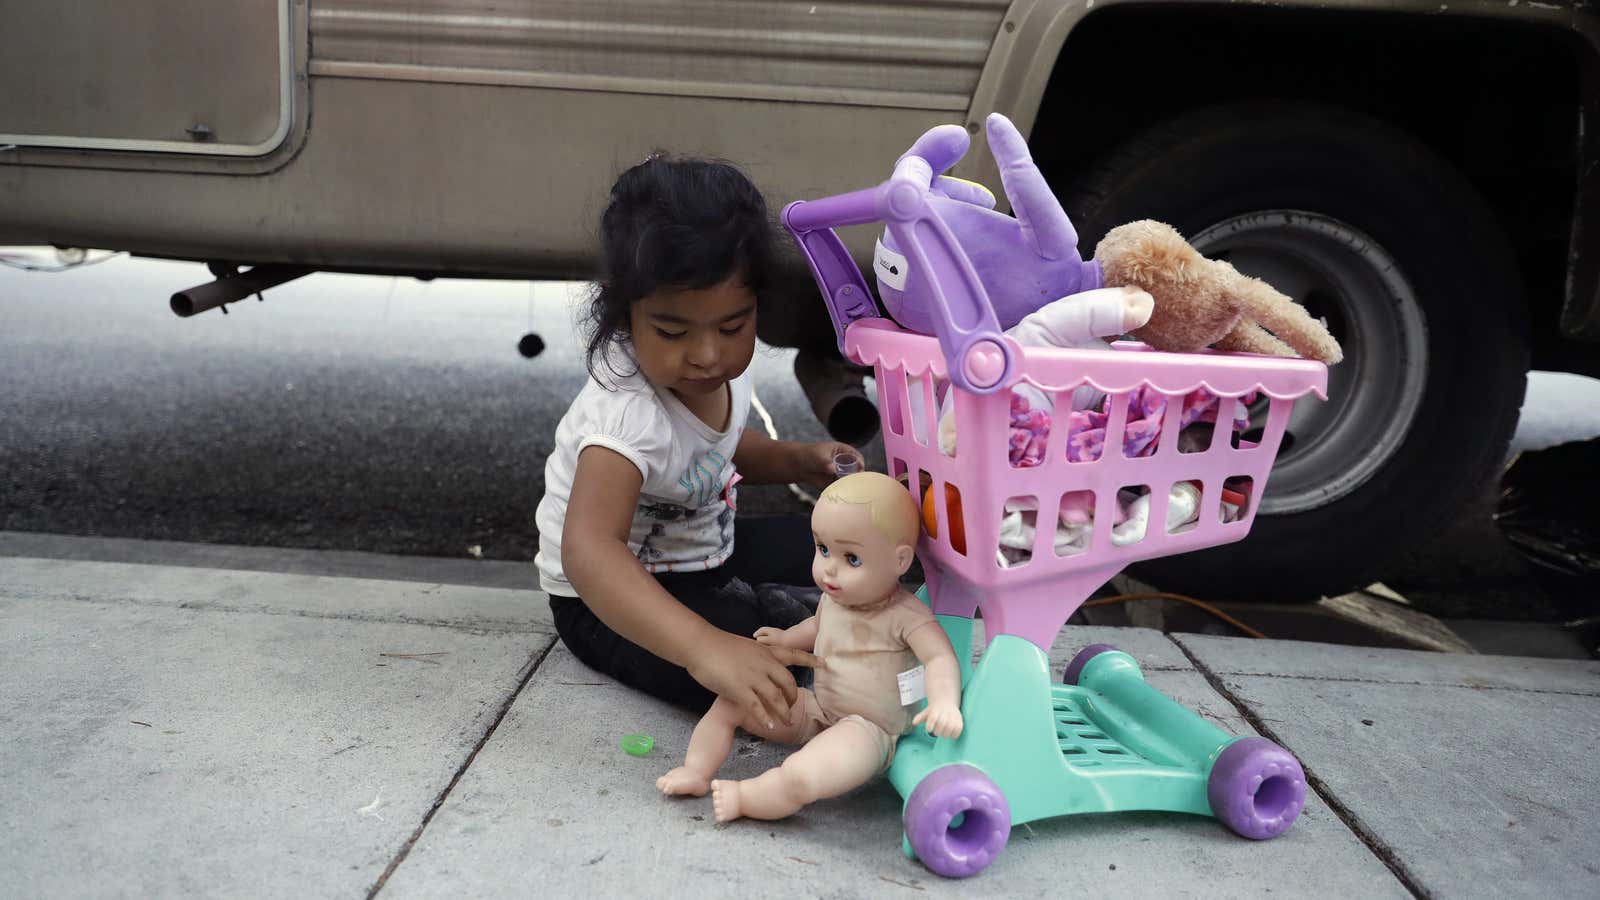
888;602;1307;877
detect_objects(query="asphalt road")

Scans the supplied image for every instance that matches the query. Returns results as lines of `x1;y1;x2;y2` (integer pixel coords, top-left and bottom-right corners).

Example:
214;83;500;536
1;250;857;563
3;249;1593;624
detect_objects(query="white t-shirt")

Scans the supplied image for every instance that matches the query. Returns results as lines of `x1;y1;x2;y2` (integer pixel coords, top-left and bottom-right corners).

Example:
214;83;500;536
535;369;752;596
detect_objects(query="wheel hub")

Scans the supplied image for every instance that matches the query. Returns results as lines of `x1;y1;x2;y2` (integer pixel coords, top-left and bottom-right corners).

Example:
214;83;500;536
1190;211;1429;515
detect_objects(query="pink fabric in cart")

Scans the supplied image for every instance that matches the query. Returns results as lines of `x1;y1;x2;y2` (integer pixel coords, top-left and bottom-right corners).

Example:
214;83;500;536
1007;393;1052;467
1005;387;1253;468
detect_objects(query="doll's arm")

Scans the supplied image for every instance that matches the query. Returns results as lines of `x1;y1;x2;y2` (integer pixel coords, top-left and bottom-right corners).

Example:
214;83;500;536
754;615;820;653
906;621;965;739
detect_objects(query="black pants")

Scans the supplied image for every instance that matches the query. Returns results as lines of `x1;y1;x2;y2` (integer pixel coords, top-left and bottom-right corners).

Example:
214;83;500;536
550;515;819;712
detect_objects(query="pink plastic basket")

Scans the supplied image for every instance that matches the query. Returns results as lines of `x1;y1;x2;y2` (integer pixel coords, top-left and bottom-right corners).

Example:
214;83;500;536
846;319;1326;650
782;161;1328;651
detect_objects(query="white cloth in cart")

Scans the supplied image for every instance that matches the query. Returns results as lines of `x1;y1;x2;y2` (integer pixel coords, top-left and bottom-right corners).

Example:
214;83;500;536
996;482;1205;568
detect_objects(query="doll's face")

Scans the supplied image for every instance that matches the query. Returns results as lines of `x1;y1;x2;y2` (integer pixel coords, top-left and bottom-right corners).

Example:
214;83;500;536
810;499;912;609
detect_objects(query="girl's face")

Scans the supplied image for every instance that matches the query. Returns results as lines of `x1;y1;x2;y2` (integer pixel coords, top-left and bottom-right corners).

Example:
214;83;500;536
629;275;758;397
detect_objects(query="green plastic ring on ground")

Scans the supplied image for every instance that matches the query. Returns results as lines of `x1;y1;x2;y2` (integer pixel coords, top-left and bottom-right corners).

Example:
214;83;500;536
620;734;655;756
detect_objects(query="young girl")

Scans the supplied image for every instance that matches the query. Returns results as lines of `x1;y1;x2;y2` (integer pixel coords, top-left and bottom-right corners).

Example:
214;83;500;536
536;154;861;728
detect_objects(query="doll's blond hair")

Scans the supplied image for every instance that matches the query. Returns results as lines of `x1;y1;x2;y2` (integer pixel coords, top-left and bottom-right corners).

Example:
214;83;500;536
817;471;920;547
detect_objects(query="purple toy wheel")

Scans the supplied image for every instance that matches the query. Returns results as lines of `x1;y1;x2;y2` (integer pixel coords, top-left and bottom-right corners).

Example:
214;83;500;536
1208;737;1307;840
1063;644;1119;685
904;764;1011;878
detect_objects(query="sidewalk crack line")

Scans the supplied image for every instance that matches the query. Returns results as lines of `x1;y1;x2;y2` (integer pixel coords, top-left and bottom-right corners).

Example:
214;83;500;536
1199;669;1600;698
367;637;557;897
1174;640;1432;899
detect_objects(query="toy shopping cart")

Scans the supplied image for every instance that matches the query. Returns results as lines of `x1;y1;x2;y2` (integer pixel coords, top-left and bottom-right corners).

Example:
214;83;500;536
783;158;1328;877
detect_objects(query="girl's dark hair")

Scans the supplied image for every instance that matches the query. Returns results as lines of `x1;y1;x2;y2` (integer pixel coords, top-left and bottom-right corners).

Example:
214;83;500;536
583;153;776;381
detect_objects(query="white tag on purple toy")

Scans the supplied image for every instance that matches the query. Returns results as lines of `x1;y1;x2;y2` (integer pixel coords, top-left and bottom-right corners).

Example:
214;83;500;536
874;239;909;292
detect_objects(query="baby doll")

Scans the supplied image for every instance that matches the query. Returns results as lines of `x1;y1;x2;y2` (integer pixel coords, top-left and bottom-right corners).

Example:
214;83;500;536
656;471;964;823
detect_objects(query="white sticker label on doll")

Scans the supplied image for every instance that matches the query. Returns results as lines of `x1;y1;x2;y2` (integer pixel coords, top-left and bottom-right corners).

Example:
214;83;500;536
897;665;927;705
874;239;909;292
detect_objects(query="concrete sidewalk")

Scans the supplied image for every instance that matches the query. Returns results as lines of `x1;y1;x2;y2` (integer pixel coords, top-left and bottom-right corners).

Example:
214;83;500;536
2;553;1596;898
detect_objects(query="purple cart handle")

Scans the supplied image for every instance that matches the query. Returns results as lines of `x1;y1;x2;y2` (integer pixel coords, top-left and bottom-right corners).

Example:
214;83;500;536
783;160;1017;393
880;159;1017;393
784;186;880;232
782;201;878;356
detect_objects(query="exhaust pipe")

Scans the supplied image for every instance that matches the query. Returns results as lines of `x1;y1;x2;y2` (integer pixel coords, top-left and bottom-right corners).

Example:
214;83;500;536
170;264;312;317
794;348;879;446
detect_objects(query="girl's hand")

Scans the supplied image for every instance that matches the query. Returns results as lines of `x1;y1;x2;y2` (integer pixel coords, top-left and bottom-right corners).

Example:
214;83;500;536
752;626;785;645
688;631;825;728
794;441;864;490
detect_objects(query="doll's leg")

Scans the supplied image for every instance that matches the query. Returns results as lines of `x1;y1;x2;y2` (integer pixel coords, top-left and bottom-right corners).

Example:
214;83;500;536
658;693;808;797
657;696;742;796
711;717;890;822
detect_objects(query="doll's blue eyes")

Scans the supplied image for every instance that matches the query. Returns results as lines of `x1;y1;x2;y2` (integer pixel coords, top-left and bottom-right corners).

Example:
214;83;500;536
817;544;861;567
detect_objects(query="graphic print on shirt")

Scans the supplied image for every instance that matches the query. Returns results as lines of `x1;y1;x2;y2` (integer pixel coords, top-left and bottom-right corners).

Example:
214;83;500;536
630;452;739;572
715;504;734;555
638;521;668;564
677;450;731;508
639;501;691;522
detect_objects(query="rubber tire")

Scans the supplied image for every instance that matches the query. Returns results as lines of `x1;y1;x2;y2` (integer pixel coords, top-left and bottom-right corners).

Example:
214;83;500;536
903;764;1011;878
1207;737;1307;840
1064;102;1529;602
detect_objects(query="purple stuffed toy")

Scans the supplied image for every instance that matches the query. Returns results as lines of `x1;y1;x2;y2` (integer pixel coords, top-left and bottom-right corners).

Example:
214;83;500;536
875;114;1342;364
873;115;1103;334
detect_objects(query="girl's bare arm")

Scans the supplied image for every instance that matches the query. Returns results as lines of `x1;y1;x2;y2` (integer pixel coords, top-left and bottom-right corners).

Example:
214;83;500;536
734;428;861;490
561;445;820;724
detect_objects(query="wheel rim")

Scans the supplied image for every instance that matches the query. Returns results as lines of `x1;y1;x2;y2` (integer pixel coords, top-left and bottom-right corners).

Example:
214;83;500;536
1189;211;1429;515
906;765;1010;876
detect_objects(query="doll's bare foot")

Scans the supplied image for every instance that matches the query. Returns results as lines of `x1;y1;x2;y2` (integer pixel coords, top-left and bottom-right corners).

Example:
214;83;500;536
711;779;744;823
656;768;711;797
1120;287;1155;332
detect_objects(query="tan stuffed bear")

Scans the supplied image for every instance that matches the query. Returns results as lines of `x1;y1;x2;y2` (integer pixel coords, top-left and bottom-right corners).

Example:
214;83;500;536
1096;220;1343;364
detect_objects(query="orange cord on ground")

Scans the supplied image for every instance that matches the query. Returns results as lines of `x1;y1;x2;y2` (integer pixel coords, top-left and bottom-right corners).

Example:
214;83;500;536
1083;592;1268;640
